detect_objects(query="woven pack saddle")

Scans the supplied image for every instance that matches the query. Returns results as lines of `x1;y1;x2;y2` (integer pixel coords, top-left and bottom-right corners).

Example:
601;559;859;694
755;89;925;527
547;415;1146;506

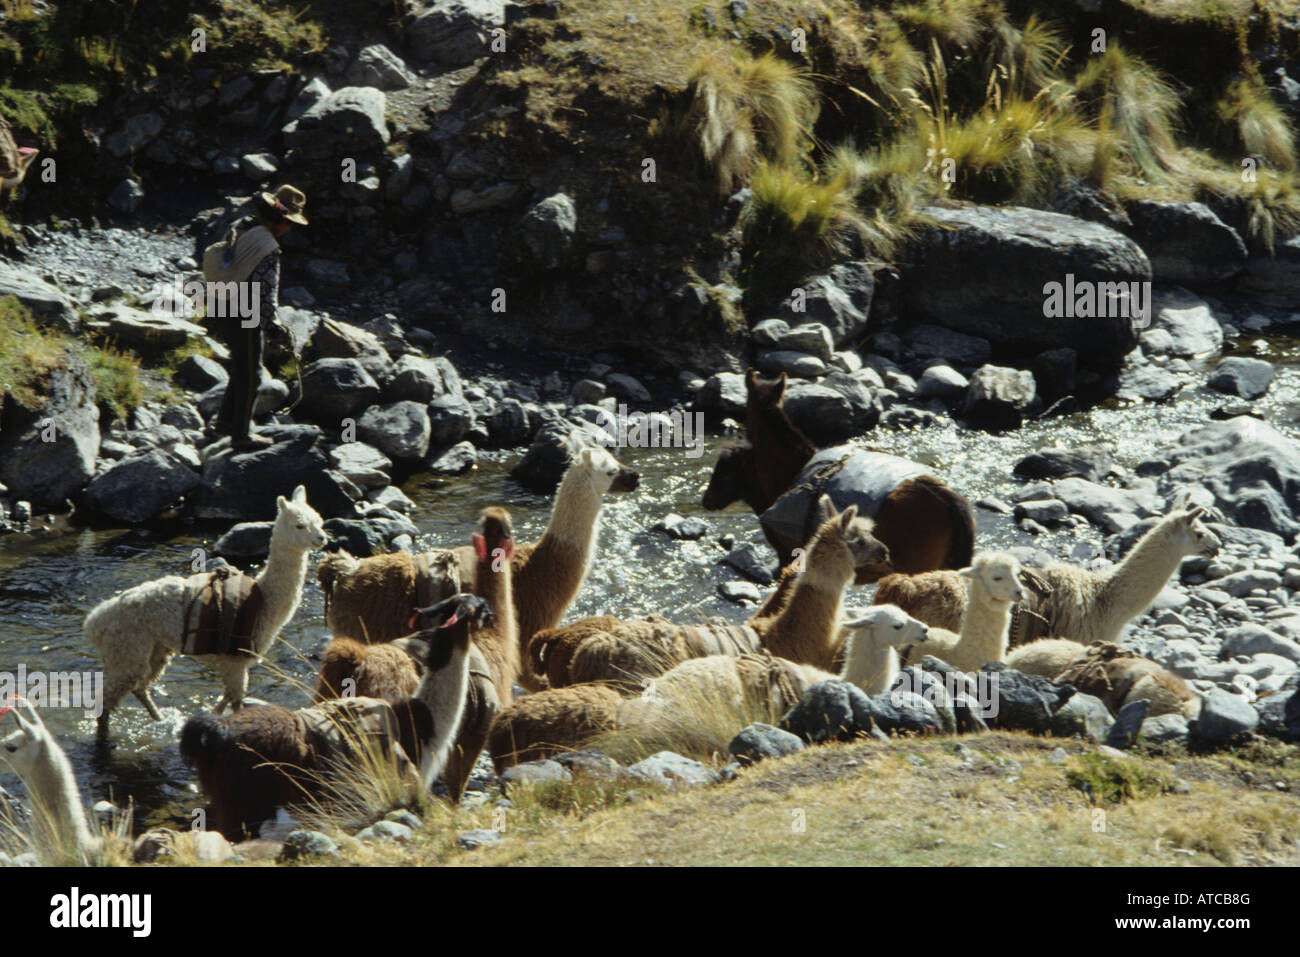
181;566;266;657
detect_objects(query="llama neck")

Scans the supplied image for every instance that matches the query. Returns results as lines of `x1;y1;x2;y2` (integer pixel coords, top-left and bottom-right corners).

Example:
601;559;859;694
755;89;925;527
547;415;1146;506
841;635;898;696
958;590;1013;668
759;546;850;668
1101;519;1189;629
539;469;602;552
256;532;311;641
28;741;94;863
417;646;471;790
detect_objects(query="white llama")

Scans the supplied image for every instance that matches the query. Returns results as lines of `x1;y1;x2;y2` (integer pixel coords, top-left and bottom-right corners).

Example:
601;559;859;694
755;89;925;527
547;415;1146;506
85;485;327;738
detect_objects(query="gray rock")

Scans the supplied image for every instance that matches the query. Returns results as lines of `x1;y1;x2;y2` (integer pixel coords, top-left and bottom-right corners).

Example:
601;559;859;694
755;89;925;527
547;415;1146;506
1236;234;1300;306
1220;624;1300;663
346;43;414;90
653;513;708;540
1150;291;1223;356
1215;570;1283;597
501;759;572;787
278;830;341;861
328;441;392;489
625;751;721;788
509;421;607;492
962;365;1037;431
1104;698;1150;750
728;723;805;764
519;192;577;269
323;518;386;556
1117;363;1184;403
106;178;144;214
105;111;162;157
83;303;207;358
356;401;431;461
718;541;774;584
1140;713;1190;743
487;397;531;448
1051;693;1115;741
1014;498;1070;526
456;828;502;850
868;688;942;736
214;521;274;559
773;322;835;360
241;152;279;180
695;372;746;419
0;261;78;332
915;364;968;401
902;323;993;365
427;394;475;446
284;77;331;122
605;372;651;404
1053;476;1158;533
284;87;389;161
1013;446;1113;483
1122;200;1247;283
0;349;99;508
903;204;1150;361
81;449;199;523
1189;687;1259;745
775;261;874;347
408;0;506;67
1207;357;1274;399
297;358;381;423
551;750;621;779
427;440;477;475
718;580;762;603
355;820;412;843
983;664;1075;733
756;349;826;379
779;681;858;742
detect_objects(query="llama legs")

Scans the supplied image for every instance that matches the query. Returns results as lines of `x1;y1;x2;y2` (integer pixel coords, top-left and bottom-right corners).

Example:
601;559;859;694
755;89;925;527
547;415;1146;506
442;672;498;804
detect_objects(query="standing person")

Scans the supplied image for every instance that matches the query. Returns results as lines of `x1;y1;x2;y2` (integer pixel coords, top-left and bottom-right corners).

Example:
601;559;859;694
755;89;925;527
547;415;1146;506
202;184;308;450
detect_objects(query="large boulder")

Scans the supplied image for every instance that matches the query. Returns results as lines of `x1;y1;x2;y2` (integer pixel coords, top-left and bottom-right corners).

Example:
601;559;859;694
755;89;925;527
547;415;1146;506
519;192;577;269
345;44;414;90
774;261;874;347
961;365;1037;431
901;204;1150;361
83;304;207;359
283;87;389;161
0;349;100;509
193;425;359;520
1121;200;1247;284
0;262;78;333
1148;289;1223;357
356;401;431;462
407;0;506;67
1140;417;1300;542
80;449;199;523
1235;234;1300;306
296;358;381;423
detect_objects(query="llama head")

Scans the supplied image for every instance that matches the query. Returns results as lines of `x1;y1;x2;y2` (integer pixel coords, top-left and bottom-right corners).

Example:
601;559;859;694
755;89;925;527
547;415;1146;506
1165;505;1221;558
959;552;1027;604
411;594;492;668
0;696;47;779
745;368;787;408
843;605;929;648
809;494;891;575
702;440;753;510
274;485;328;552
473;506;516;563
574;445;639;494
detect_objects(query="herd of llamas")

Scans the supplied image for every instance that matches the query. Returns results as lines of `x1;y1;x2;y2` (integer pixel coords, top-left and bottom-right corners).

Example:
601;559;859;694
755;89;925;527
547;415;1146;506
0;371;1220;861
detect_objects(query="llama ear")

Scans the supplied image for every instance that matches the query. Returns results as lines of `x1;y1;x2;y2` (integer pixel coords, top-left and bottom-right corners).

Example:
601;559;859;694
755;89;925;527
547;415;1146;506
816;494;836;524
774;372;787;402
1185;506;1207;522
957;567;974;579
839;504;859;529
745;368;759;392
9;697;36;731
292;485;307;504
276;495;289;511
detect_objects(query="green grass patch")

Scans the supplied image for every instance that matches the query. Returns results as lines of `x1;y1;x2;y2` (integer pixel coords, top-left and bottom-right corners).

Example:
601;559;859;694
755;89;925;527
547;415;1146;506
1065;751;1177;806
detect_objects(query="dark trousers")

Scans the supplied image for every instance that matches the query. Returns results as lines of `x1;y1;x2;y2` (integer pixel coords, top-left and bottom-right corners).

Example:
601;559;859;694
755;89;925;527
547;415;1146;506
217;321;263;439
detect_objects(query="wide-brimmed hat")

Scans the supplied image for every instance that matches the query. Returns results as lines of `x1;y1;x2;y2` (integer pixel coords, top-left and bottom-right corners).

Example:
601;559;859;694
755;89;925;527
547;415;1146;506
258;184;309;225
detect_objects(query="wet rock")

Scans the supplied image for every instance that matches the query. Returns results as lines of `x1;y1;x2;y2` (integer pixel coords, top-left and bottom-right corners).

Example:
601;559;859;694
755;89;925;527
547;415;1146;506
1150;291;1223;356
408;0;506;67
487;397;531;447
1117;362;1183;403
81;449;199;523
774;261;874;347
962;365;1037;431
1207;356;1274;399
729;723;805;764
519;192;577;269
426;393;475;447
510;421;605;491
346;43;414;90
1050;692;1115;741
1189;688;1259;745
0;349;99;509
327;441;392;489
718;541;774;584
654;513;708;540
323;518;386;556
1052;476;1157;533
195;425;358;520
284;87;389;160
1104;698;1150;750
214;521;274;559
695;372;746;419
1013;446;1113;483
1122;200;1247;283
915;364;968;401
902;205;1149;361
718;580;762;603
0;262;78;332
982;664;1075;733
1233;233;1300;306
278;830;341;862
427;440;477;475
356;401;431;461
625;751;720;788
297;358;381;423
1014;499;1070;526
